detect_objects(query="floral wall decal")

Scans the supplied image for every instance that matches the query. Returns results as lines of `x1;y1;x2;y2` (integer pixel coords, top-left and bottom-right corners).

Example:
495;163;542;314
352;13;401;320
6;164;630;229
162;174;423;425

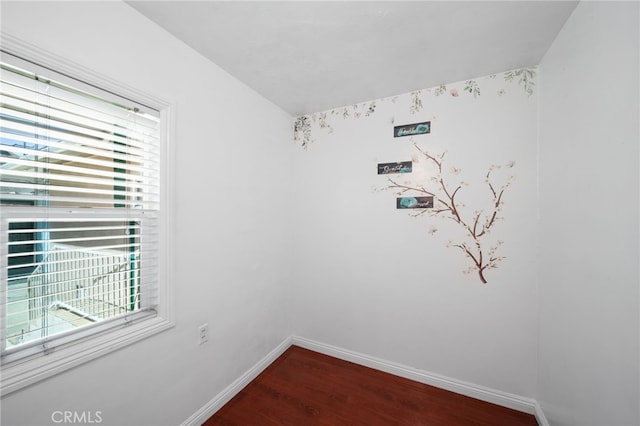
464;80;481;98
292;67;534;284
409;91;424;114
365;101;377;116
316;112;333;134
504;68;536;96
293;115;312;148
384;141;515;284
433;84;447;96
293;67;536;147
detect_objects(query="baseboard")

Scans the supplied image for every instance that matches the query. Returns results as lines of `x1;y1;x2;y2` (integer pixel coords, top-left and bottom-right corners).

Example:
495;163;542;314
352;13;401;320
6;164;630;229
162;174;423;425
292;336;540;418
184;334;550;426
181;336;292;426
534;401;550;426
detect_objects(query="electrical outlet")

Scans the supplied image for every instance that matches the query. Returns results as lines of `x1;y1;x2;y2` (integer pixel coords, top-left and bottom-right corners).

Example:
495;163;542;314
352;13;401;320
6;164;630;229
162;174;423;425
198;323;209;345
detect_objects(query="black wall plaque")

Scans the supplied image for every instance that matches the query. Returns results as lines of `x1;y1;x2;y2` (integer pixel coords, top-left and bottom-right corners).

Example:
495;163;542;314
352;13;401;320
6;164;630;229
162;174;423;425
377;161;412;175
396;196;434;209
394;121;431;138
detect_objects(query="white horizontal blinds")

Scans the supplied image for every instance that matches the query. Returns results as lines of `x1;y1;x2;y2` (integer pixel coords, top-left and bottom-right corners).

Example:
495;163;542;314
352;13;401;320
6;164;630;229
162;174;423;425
0;53;161;353
0;60;160;209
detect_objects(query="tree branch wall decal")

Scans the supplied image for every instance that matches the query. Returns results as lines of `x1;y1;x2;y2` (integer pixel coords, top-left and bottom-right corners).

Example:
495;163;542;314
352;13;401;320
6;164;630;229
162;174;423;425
385;142;515;284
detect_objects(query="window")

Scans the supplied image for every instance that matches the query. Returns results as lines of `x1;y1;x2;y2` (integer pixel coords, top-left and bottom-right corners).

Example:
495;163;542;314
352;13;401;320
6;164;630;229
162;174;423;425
0;47;174;395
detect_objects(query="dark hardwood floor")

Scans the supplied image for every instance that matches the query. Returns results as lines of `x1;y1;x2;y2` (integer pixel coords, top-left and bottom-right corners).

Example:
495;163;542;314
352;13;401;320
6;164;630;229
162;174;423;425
204;345;538;426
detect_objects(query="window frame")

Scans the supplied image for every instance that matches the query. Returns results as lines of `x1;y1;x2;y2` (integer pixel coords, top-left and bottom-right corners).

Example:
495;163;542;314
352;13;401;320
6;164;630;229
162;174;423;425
0;35;175;396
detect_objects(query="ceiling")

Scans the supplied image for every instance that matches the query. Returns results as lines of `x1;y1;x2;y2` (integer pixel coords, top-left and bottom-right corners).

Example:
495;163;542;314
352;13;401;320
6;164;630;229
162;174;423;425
128;1;578;117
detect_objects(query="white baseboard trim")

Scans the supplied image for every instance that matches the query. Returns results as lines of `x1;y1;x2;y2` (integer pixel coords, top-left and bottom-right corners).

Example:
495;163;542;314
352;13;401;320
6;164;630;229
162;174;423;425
182;336;292;426
292;336;541;418
534;401;550;426
184;334;549;426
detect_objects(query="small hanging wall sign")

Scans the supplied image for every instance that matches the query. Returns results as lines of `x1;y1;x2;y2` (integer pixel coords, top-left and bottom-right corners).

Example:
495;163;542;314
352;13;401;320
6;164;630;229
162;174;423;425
396;196;434;209
377;161;412;175
394;121;430;138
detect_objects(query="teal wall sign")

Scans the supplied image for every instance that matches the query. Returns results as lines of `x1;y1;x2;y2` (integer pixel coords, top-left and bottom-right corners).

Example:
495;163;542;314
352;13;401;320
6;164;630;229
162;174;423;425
394;121;431;138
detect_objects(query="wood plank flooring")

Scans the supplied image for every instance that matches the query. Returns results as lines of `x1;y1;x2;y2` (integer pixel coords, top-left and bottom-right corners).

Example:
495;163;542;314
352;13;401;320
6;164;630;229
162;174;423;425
204;345;538;426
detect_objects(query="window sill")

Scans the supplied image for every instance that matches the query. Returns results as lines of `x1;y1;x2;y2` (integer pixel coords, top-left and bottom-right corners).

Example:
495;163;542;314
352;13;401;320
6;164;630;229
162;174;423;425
1;316;174;396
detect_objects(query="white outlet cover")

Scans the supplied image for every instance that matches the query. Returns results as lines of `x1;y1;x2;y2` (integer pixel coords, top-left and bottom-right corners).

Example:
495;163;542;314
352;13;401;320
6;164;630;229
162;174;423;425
198;323;209;345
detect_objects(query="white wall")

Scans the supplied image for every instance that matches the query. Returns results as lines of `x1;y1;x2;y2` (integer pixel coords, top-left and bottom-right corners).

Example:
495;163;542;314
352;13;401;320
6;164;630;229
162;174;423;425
538;2;640;425
0;2;293;425
291;71;539;398
2;2;639;425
